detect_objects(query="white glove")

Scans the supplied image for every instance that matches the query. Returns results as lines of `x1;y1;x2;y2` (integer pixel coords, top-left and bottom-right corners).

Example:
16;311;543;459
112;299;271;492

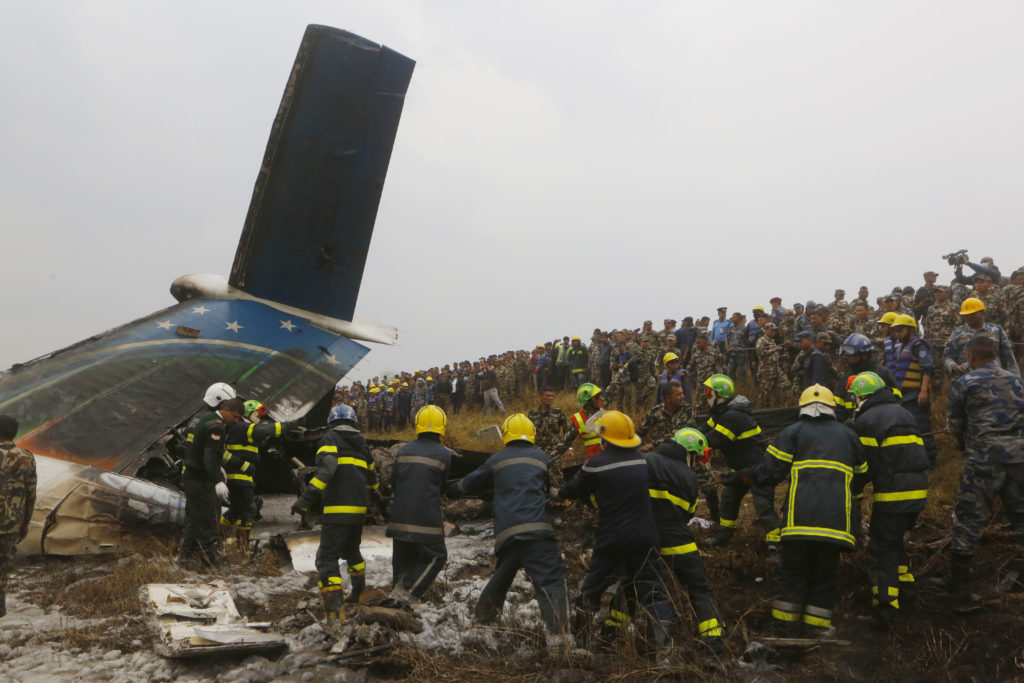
215;482;229;502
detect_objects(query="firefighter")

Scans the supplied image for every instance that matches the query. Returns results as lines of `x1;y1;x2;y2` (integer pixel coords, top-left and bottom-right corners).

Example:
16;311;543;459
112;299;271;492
386;405;453;603
645;427;724;652
180;384;243;568
221;400;296;544
447;414;570;651
700;374;781;550
552;383;606;481
728;384;866;637
291;404;379;624
848;371;928;628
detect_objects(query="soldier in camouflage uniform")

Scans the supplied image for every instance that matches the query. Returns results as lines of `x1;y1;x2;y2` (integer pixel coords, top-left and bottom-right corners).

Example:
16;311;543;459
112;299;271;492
924;286;959;353
937;336;1024;598
632;337;660;417
755;323;792;407
637;380;696;449
528;388;569;454
687;331;724;412
0;416;36;617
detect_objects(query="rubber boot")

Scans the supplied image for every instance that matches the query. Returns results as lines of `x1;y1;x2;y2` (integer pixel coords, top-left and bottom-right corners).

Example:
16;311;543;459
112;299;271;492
235;523;252;548
320;584;346;626
930;553;971;593
345;572;366;604
704;526;734;548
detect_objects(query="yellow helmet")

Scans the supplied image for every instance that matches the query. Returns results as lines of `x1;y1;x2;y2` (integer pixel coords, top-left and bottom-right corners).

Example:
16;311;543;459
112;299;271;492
596;410;641;448
426;376;433;381
960;297;985;315
798;384;835;408
663;352;680;366
753;305;765;312
892;314;917;328
877;312;899;325
501;413;536;444
369;387;380;394
414;405;447;436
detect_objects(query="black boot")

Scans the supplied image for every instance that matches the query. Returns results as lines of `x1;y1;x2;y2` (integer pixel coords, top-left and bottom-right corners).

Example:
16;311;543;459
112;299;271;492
320;585;346;625
704;527;734;548
345;572;366;604
930;553;971;593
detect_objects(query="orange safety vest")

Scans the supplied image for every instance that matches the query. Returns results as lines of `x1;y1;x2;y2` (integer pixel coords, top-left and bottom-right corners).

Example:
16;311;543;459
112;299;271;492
570;410;603;458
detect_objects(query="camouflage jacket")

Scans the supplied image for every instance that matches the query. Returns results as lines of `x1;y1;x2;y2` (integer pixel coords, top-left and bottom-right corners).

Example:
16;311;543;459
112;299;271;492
1001;284;1024;341
686;345;724;384
755;335;787;374
632;348;659;387
948;361;1024;463
527;406;569;453
943;322;1020;376
0;442;37;539
923;301;959;348
637;403;696;446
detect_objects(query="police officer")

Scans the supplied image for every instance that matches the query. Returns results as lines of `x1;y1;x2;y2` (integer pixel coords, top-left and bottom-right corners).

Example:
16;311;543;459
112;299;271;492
181;385;243;567
700;374;780;550
936;336;1024;602
447;414;570;651
291;404;378;623
943;298;1020;378
848;372;928;628
555;411;674;652
645;427;724;652
889;315;938;466
386;405;453;603
730;385;866;637
0;415;36;617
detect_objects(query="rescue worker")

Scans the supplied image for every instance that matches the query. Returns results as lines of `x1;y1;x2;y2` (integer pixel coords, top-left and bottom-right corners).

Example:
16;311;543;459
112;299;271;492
222;400;296;544
568;336;590;388
943;297;1020;378
0;415;36;617
835;333;898;418
848;372;928;628
645;427;724;652
889;314;938;466
657;352;689;403
555;411;674;653
934;336;1024;604
446;415;570;651
552;383;605;481
291;404;378;624
878;311;902;371
386;405;453;603
728;385;866;637
181;384;243;567
700;374;781;550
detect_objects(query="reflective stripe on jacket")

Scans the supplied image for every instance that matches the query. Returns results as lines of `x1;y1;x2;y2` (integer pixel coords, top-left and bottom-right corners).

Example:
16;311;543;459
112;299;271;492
852;389;928;514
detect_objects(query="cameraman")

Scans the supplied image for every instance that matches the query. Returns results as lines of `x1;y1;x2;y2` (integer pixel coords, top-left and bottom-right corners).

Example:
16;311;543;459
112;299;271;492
951;255;1003;286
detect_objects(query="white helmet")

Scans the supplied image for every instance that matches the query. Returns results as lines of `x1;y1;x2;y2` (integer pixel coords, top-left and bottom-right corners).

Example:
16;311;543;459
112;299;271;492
203;382;236;408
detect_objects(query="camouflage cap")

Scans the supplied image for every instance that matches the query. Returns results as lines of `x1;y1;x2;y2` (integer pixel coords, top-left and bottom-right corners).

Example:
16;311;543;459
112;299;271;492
696;327;709;337
764;322;778;330
935;284;949;292
924;270;938;277
816;332;833;344
974;273;992;282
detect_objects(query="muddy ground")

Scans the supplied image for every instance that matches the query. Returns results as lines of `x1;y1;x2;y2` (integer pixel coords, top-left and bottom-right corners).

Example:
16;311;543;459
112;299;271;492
1;477;1024;682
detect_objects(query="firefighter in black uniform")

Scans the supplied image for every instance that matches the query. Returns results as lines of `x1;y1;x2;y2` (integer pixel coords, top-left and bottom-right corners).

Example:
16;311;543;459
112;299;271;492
447;414;570;651
291;404;379;624
222;400;297;545
849;371;928;628
556;410;674;653
645;427;724;652
730;384;866;636
834;333;899;417
181;384;243;567
386;405;453;603
699;374;781;550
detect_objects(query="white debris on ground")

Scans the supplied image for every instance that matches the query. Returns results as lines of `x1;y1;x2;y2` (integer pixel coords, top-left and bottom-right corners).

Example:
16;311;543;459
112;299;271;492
0;494;557;681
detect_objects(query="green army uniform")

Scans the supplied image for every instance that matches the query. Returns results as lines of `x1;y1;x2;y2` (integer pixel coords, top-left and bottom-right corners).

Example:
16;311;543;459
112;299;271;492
0;441;36;617
637;402;696;447
755;335;792;407
528;405;569;454
687;345;725;411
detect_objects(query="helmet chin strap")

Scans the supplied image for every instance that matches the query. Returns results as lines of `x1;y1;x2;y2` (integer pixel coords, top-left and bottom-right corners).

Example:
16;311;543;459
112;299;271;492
711;394;729;408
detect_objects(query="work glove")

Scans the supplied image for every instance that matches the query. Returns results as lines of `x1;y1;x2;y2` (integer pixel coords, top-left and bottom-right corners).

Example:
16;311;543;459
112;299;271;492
290;499;307;516
215;481;229;502
722;468;756;487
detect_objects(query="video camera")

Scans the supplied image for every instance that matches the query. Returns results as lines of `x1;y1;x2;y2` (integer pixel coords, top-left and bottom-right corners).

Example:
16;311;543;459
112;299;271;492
942;249;969;266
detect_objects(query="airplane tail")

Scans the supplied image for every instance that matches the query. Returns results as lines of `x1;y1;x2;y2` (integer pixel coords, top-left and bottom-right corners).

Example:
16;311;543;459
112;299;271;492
229;25;415;324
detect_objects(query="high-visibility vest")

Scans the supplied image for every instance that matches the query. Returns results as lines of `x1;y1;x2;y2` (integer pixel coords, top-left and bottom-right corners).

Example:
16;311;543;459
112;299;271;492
570;411;603;457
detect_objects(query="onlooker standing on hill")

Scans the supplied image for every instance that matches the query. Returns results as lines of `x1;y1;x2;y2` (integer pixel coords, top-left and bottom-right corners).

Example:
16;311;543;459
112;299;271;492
478;360;506;416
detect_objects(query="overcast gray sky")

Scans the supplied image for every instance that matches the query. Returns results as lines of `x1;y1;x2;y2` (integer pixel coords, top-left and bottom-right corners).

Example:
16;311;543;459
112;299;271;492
2;1;1022;381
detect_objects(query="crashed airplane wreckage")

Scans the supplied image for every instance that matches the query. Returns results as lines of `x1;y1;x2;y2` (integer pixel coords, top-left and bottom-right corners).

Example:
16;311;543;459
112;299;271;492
0;25;415;556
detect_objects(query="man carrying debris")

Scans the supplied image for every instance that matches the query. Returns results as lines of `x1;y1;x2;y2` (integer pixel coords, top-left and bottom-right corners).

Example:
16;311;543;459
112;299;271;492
386;405;453;603
727;385;866;637
446;414;570;651
291;404;379;624
847;372;928;629
551;383;606;481
934;336;1024;604
645;427;724;653
0;415;36;617
555;410;674;653
181;384;243;567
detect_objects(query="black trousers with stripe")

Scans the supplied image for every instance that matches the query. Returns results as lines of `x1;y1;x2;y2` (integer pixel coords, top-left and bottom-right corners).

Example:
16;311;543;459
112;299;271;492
392;538;447;597
663;552;722;636
868;510;917;609
316;522;364;587
475;536;568;634
777;540;840;623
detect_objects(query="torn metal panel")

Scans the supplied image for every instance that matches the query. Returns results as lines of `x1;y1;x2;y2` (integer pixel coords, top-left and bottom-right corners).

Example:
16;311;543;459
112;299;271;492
141;583;286;658
17;454;184;557
279;526;395;575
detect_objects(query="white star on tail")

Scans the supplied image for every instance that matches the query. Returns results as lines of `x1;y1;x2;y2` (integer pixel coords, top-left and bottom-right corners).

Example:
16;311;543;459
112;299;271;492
156;320;174;330
324;353;341;367
192;305;210;315
280;320;296;331
225;320;243;333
